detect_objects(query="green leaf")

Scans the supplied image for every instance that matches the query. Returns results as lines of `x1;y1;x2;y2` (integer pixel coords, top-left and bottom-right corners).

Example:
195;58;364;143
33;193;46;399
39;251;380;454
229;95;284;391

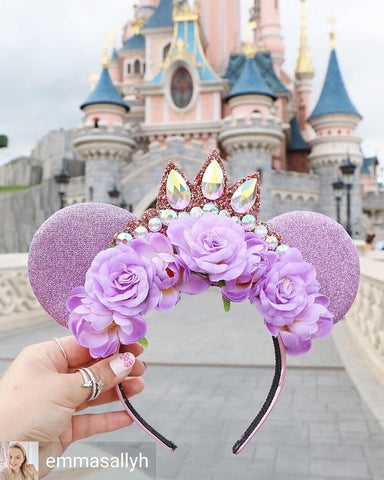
138;336;149;348
222;296;231;312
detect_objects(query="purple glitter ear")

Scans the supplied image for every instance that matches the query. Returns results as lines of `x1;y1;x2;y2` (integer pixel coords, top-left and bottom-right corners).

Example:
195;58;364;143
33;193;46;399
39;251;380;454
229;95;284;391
267;211;360;323
28;203;133;326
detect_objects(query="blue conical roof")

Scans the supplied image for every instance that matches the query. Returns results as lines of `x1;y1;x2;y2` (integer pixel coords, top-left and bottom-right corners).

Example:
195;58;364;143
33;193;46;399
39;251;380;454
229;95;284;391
309;49;361;120
80;68;129;111
288;117;310;152
226;56;276;101
111;48;119;60
143;0;174;28
122;34;145;50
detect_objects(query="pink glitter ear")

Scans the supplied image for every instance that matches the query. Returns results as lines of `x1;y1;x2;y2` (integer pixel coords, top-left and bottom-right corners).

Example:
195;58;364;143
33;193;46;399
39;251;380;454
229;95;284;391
28;203;133;326
267;211;360;322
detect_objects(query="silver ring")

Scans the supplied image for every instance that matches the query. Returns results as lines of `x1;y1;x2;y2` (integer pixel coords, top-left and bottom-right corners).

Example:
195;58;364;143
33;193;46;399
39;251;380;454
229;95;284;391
54;337;68;360
77;367;104;401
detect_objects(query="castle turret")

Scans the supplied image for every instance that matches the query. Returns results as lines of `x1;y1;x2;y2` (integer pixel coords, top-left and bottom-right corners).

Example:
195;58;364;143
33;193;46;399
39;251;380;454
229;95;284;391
294;0;314;140
199;0;240;74
219;45;283;220
308;30;363;233
141;0;175;81
225;47;276;118
119;3;146;105
108;48;121;83
253;0;285;74
73;57;135;204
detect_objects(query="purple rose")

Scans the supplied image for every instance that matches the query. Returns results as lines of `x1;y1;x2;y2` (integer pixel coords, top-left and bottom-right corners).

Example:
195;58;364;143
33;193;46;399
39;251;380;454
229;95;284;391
251;248;319;325
84;243;161;316
223;233;278;302
265;293;334;355
68;287;147;358
166;213;247;282
134;233;209;310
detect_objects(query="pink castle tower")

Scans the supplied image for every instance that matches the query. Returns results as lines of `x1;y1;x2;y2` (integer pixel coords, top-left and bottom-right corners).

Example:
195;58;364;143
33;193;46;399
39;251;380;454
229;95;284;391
294;0;314;141
252;0;285;75
199;0;240;74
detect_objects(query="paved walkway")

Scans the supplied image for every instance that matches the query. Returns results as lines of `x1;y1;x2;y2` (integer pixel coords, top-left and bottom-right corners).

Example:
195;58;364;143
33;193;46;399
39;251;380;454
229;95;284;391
0;290;383;479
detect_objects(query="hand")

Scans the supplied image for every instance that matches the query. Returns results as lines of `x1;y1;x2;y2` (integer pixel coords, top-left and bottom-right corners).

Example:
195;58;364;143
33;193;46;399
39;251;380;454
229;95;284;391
26;463;39;480
0;336;145;476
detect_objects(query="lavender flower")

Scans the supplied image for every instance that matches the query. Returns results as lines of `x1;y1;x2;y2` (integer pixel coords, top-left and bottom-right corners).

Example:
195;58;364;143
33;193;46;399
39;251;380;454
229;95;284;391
166;213;247;282
84;243;161;316
68;286;147;358
134;233;209;310
251;247;319;325
223;233;278;302
265;294;334;355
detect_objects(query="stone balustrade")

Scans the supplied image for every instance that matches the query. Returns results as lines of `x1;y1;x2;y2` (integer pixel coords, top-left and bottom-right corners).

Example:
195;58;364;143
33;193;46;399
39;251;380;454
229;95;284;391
0;254;48;331
346;255;384;376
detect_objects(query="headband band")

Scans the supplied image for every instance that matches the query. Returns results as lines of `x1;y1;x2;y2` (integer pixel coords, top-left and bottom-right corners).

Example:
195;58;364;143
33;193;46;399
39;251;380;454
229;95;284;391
116;335;286;454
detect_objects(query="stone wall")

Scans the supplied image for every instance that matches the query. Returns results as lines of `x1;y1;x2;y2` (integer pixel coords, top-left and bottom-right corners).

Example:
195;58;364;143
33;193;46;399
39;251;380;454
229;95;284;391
31;129;77;181
0;254;48;331
0;129;77;188
0;156;42;186
0;180;59;253
347;256;384;377
271;170;321;217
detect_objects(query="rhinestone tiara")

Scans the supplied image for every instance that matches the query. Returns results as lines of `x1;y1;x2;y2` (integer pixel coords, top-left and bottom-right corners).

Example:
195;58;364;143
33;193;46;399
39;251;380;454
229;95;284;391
113;150;284;251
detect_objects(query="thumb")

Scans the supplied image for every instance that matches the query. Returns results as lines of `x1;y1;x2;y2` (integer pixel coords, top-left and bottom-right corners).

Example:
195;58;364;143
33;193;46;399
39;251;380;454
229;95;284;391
64;352;136;406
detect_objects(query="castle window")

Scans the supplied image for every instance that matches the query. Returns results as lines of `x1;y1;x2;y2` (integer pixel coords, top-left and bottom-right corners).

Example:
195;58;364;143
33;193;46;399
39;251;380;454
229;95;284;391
143;62;146;74
171;67;193;109
93;117;99;128
127;63;131;74
134;59;141;74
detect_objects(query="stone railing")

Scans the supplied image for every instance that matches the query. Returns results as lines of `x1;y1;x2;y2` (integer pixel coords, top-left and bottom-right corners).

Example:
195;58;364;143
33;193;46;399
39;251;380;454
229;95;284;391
0;254;47;331
346;255;384;376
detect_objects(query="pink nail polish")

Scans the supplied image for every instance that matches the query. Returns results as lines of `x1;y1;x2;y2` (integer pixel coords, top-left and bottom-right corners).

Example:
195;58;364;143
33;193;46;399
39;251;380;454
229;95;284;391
110;352;135;376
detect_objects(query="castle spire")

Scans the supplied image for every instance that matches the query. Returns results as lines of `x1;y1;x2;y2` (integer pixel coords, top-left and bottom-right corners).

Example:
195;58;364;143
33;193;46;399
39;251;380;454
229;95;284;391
295;0;314;76
101;34;111;68
328;17;336;50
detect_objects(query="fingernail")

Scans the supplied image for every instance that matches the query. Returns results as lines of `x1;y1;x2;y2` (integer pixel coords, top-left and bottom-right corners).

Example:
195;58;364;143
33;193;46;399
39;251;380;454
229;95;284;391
110;352;136;376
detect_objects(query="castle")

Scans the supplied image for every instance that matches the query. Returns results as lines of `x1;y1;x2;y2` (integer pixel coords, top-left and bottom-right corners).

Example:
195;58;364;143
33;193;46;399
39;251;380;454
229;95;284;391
0;0;382;253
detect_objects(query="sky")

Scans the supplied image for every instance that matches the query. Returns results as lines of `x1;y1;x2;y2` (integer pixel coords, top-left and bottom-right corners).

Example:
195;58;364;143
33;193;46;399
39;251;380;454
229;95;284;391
0;0;383;172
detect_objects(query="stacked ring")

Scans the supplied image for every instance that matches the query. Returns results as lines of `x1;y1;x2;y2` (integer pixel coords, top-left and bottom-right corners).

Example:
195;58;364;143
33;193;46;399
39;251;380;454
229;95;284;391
77;367;104;401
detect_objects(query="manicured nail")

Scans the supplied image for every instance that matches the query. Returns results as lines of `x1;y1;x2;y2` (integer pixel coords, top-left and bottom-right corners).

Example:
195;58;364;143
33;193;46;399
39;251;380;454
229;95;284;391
110;352;136;376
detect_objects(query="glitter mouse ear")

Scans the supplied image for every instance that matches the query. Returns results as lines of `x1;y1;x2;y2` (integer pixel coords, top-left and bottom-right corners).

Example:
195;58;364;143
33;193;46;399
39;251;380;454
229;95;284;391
28;203;133;326
267;211;360;322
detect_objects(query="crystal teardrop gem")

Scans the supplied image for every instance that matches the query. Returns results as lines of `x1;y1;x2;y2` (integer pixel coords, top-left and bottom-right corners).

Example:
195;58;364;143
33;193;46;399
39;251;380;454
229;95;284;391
166;170;191;210
230;178;258;214
201;159;224;200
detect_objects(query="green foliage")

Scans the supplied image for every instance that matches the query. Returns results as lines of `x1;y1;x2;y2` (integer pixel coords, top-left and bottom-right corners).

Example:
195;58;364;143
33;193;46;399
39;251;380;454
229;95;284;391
222;296;231;312
138;336;149;348
0;185;31;192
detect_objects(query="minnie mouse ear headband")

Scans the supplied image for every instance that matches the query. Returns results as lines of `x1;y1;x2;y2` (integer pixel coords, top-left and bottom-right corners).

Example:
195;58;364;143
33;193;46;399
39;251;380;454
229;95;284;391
28;150;360;454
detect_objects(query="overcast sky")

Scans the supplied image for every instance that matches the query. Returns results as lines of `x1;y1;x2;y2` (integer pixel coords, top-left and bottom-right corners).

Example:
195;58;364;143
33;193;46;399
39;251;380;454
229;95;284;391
0;0;383;172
